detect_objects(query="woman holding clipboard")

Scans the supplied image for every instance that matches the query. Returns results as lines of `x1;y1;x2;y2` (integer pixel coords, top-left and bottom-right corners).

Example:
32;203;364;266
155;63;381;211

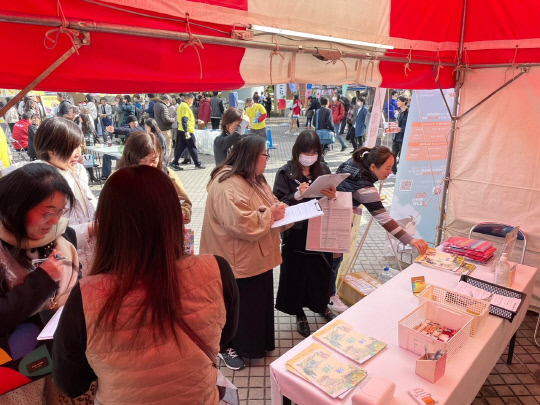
273;129;337;338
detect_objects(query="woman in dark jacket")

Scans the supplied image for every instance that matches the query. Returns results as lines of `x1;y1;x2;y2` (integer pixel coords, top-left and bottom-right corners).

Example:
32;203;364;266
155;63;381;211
336;146;428;254
213;107;244;165
273;129;336;338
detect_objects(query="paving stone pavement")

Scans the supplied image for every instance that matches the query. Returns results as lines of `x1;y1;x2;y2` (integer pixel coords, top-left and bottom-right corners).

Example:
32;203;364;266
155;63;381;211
91;121;540;404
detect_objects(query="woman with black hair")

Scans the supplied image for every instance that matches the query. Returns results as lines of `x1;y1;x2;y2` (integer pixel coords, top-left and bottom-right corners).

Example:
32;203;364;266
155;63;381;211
201;136;288;369
0;163;79;403
33;117;97;275
273;129;337;337
336;146;428;254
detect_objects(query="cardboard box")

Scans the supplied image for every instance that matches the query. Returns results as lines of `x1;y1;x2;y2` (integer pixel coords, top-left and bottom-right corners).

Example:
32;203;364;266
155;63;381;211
338;272;382;306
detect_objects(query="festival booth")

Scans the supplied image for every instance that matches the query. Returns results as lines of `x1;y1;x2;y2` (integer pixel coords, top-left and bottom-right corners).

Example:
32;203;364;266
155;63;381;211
2;0;538;309
1;0;540;402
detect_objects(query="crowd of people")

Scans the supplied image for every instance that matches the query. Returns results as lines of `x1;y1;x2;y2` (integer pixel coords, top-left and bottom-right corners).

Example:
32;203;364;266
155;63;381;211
0;87;423;404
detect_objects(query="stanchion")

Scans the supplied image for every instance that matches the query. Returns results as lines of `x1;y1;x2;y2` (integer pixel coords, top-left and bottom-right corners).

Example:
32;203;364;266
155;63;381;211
267;127;276;149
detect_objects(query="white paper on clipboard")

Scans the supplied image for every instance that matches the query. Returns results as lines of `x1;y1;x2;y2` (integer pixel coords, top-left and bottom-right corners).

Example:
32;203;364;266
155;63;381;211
300;173;350;198
271;199;324;228
306;192;353;253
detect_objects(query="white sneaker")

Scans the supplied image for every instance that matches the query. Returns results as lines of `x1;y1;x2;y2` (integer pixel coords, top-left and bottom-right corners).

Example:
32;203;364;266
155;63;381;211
328;294;348;314
284;131;291;134
294;132;299;136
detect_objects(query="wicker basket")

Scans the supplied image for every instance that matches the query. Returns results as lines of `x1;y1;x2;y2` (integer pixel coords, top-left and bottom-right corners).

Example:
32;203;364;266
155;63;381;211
417;284;489;336
398;300;473;360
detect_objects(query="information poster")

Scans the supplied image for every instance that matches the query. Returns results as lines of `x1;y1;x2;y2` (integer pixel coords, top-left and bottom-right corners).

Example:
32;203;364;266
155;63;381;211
388;89;454;246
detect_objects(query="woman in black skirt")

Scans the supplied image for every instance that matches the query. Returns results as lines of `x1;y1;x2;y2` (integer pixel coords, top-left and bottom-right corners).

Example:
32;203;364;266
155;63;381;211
273;129;337;338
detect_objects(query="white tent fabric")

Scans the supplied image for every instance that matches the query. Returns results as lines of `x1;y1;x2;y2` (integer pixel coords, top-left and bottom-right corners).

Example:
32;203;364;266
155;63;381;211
445;67;540;311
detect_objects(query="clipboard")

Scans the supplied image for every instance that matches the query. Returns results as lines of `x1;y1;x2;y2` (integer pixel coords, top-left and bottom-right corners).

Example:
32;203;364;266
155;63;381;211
300;173;350;198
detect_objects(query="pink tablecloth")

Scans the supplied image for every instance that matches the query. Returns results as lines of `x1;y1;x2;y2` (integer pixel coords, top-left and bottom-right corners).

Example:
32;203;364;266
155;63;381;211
270;262;537;405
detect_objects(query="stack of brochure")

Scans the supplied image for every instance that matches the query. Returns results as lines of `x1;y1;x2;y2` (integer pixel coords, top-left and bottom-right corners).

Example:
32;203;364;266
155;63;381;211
286;320;386;398
442;237;496;263
415;248;476;275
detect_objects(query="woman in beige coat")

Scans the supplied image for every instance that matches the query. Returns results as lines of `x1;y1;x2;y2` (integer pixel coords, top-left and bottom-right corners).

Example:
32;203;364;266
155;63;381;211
201;135;288;370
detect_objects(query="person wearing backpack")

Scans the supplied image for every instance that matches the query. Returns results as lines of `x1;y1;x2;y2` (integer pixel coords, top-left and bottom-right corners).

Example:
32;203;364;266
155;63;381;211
331;94;346;151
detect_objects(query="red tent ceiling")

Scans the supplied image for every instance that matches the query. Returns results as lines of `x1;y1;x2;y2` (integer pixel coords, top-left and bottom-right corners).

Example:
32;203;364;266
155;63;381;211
0;0;539;92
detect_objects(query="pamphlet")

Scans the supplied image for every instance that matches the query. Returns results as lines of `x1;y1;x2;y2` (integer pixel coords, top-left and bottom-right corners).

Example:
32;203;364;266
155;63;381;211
313;319;386;364
415;248;475;275
286;342;367;398
37;306;64;340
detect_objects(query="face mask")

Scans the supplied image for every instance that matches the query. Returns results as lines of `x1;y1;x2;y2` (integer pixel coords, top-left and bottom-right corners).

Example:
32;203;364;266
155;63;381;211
332;97;337;102
357;102;362;106
299;153;318;167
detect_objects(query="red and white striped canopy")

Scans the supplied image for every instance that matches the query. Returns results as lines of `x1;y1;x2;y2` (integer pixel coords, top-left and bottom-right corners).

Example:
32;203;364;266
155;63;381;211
1;0;539;92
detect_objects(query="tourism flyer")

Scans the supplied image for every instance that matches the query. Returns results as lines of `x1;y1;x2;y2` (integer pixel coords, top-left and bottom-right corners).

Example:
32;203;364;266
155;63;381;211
313;320;387;364
286;343;367;398
414;248;475;275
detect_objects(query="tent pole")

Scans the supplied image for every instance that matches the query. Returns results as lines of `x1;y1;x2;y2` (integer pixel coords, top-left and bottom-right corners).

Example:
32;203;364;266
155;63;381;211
0;11;456;69
0;33;88;118
435;0;468;246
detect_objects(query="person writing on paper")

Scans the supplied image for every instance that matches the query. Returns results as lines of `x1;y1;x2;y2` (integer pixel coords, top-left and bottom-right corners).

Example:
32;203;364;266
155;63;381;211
273;129;337;338
0;164;79;403
213;107;249;165
53;166;239;404
336;146;428;255
34;117;97;276
201;135;288;370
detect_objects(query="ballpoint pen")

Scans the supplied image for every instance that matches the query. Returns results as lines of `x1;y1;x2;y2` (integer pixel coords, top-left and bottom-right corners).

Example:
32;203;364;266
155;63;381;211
32;254;66;266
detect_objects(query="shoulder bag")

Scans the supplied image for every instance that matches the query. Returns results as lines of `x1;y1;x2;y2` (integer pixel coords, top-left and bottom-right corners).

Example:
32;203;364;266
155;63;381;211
315;109;335;146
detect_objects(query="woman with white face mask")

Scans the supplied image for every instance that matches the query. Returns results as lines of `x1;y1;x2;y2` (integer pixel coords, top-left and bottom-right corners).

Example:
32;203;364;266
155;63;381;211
273;129;337;338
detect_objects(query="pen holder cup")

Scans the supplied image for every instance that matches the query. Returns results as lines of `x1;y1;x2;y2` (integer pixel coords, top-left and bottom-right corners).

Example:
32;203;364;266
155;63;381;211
415;353;446;383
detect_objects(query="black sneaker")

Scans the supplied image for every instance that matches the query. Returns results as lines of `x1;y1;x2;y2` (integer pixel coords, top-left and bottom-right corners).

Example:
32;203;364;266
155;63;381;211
218;348;245;370
170;163;183;171
195;165;206;170
181;159;192;165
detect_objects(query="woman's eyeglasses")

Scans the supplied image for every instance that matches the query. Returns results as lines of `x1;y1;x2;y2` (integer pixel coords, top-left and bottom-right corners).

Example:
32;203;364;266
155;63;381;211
261;153;270;161
42;208;69;221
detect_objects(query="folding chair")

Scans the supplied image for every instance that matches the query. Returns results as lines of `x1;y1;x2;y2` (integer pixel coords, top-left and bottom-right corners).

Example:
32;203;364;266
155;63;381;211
469;222;529;361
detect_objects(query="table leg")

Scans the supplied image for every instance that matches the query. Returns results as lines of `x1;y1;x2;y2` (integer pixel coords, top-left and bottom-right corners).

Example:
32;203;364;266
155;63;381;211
283;396;292;405
506;332;517;364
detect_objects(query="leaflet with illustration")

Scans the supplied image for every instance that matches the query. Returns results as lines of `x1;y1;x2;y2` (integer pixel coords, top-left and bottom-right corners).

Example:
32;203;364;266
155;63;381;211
313;320;386;364
414;248;473;275
286;343;367;398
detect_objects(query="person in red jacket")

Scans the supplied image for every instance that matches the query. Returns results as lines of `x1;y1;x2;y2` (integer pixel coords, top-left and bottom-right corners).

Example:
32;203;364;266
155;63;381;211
197;93;211;129
12;110;33;150
331;93;347;151
286;95;301;135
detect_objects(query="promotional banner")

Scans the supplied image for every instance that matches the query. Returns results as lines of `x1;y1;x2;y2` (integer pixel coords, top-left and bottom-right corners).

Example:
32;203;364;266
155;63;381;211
388;89;454;247
365;87;386;148
275;84;287;106
288;83;299;93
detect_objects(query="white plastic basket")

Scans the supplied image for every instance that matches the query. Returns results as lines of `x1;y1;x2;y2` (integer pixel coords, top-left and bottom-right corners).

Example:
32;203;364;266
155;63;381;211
398;301;473;360
417;284;489;336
